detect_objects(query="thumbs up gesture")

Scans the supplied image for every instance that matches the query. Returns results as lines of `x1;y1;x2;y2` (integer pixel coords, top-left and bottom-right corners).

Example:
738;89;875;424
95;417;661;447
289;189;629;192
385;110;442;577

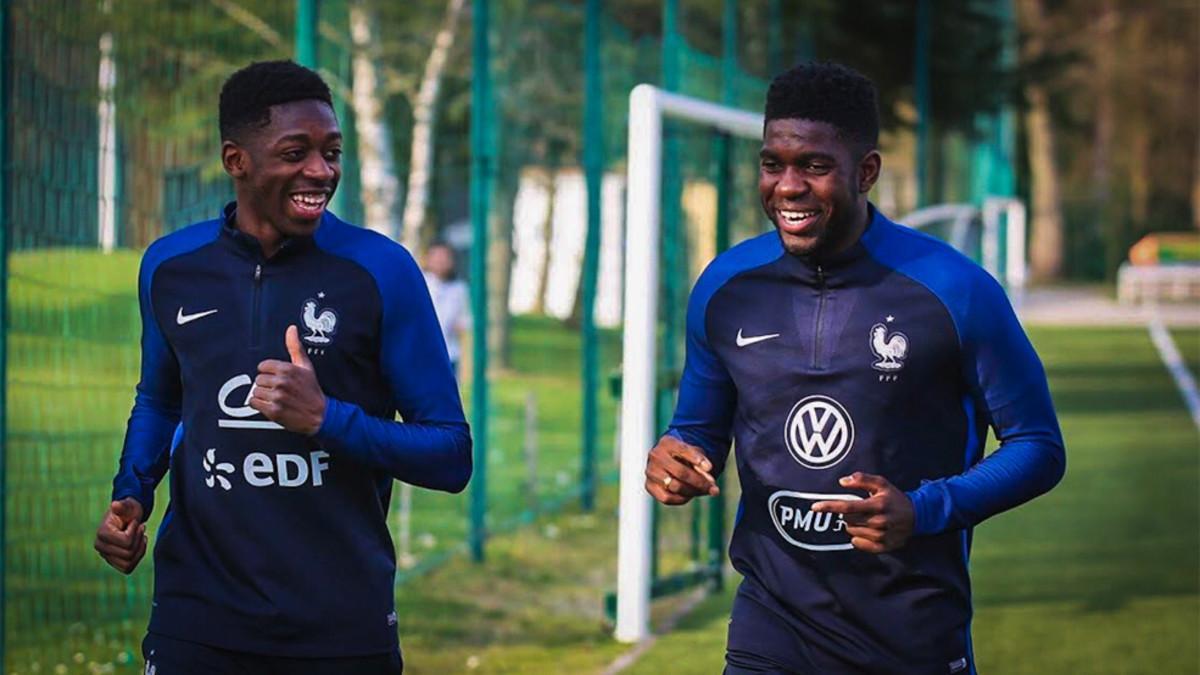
250;325;327;435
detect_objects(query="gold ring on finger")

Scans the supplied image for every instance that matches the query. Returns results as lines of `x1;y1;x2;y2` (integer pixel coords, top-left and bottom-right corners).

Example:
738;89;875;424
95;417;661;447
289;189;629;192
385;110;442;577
662;475;673;488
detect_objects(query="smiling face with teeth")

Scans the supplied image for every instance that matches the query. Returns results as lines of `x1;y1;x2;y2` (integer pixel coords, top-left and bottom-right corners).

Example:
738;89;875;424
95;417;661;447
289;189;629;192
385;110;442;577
222;99;342;257
759;118;880;258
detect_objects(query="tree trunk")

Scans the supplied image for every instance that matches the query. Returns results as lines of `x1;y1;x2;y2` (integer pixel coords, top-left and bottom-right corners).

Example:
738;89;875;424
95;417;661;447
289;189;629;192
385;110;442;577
350;0;400;238
487;166;519;370
533;169;556;315
1090;3;1116;207
400;0;467;252
1129;127;1151;235
1091;0;1117;277
1025;85;1064;281
126;128;165;248
1194;123;1200;231
1020;0;1064;281
1124;11;1151;245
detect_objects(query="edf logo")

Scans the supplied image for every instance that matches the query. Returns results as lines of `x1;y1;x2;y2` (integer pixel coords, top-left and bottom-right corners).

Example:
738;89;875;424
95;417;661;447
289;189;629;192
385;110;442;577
204;448;331;490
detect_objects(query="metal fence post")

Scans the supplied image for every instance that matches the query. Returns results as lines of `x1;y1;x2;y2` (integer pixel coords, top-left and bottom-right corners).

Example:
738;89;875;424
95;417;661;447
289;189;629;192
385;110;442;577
295;0;319;68
0;0;11;662
580;0;603;512
767;0;782;75
914;0;932;207
524;392;539;514
705;0;739;592
469;0;492;563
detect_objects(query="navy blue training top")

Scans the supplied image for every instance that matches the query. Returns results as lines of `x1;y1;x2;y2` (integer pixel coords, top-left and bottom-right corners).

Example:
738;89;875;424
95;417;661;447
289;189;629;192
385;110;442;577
111;203;471;657
669;207;1065;673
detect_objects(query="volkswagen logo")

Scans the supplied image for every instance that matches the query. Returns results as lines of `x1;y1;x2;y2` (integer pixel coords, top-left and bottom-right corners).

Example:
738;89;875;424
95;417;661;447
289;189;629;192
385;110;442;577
783;395;854;469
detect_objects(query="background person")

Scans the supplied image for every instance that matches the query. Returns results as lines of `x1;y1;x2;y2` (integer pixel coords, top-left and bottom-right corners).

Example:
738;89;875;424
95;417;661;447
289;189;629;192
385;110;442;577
422;242;471;376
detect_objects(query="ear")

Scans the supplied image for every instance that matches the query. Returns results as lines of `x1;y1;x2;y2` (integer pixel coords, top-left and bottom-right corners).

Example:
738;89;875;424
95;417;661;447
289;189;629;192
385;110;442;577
858;150;882;194
222;140;248;179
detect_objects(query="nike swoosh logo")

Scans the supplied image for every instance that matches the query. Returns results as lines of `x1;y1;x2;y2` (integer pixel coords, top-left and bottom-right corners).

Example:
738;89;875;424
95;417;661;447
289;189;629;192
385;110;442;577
736;329;780;347
177;308;219;325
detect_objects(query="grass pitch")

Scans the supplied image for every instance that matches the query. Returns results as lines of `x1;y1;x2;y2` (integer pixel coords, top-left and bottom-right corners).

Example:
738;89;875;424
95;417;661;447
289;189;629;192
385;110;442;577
5;247;1198;673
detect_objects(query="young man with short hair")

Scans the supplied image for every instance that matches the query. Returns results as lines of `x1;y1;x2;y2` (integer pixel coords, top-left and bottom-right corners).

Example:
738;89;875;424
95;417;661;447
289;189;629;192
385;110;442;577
645;62;1065;674
94;60;471;673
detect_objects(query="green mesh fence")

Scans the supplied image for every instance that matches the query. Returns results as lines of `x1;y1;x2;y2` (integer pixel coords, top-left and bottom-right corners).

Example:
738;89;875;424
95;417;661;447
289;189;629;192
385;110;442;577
3;0;785;668
5;1;296;669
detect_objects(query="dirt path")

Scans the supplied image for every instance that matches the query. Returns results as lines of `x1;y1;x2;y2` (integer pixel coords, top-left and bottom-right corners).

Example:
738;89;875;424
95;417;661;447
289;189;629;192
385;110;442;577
1018;285;1199;327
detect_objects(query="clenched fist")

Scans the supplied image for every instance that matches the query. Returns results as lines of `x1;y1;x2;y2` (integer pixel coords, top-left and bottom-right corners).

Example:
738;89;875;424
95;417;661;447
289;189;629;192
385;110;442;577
94;498;147;574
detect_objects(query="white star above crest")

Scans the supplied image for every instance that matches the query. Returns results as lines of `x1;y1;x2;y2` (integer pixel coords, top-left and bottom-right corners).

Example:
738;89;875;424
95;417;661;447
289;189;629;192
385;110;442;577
317;291;325;299
886;315;895;322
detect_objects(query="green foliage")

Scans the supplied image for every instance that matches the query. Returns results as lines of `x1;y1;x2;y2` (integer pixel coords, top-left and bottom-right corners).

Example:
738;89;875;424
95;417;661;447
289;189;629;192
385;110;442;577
1024;0;1199;279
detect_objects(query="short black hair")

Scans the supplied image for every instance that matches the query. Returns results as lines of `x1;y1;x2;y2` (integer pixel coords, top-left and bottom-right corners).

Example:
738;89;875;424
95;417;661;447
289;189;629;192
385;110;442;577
765;62;879;153
219;60;333;141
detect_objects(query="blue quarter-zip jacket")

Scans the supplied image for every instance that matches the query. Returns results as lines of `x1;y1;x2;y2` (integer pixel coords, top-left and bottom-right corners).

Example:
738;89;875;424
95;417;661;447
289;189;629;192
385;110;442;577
110;203;471;656
669;207;1065;673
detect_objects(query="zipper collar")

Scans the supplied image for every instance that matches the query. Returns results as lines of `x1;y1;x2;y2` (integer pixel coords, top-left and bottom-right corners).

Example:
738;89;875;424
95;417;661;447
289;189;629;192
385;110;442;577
779;204;883;285
219;201;319;261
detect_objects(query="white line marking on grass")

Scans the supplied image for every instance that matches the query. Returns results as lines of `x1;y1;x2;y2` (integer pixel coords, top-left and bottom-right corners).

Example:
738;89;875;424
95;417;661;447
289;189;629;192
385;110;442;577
1147;315;1200;433
602;586;710;675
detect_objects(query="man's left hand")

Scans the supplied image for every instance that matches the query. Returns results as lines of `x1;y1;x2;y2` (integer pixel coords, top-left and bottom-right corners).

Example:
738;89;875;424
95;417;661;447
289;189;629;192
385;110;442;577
812;472;914;554
250;325;326;436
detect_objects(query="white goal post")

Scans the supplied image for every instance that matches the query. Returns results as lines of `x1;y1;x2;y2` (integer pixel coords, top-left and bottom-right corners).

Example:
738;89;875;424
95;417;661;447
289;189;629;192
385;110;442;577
900;198;1028;307
616;85;763;643
615;84;1028;643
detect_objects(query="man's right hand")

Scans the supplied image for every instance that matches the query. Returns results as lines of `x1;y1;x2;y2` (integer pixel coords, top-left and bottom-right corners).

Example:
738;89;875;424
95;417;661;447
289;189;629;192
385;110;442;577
94;498;147;575
645;435;720;505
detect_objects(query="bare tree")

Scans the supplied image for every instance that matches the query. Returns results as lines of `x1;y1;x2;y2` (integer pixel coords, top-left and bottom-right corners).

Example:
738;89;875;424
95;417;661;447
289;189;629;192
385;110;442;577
1020;0;1065;280
1194;126;1200;232
400;0;466;252
350;0;401;238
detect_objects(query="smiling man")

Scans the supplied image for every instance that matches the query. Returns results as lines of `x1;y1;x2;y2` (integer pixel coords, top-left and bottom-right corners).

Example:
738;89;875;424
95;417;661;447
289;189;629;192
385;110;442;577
644;62;1065;674
93;60;471;673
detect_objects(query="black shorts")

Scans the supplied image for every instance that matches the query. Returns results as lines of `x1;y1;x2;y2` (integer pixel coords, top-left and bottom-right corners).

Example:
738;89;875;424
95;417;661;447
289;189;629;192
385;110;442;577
142;632;403;675
725;582;818;675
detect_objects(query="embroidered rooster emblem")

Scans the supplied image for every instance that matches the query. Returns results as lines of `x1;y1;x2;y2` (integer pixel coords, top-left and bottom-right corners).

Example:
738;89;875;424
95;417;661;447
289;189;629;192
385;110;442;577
870;323;908;371
302;299;338;345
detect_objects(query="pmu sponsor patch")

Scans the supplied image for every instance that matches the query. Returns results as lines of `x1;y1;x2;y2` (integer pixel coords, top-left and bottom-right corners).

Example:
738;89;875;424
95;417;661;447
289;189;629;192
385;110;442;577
768;490;862;551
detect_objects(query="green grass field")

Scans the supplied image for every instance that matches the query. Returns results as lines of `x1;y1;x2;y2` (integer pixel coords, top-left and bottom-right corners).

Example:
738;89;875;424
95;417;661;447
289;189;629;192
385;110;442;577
1172;328;1200;375
5;248;1199;673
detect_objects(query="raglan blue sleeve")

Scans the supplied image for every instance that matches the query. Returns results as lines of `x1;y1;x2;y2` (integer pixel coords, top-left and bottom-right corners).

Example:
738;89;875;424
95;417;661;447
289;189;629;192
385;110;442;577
907;273;1066;535
314;246;472;493
111;250;180;519
666;270;737;478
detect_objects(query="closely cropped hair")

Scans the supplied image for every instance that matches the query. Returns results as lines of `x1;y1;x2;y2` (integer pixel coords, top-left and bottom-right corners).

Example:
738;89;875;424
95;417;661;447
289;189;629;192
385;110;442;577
765;62;879;153
219;60;333;141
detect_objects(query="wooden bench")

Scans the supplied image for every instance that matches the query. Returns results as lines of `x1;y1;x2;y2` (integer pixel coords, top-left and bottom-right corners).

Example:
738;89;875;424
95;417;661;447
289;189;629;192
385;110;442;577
1117;263;1200;304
